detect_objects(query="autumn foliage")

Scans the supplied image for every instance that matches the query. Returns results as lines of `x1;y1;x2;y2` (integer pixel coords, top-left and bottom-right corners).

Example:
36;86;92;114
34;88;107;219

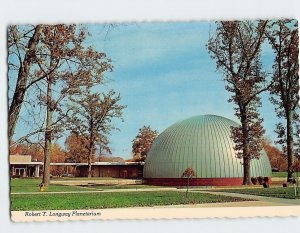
132;125;159;162
262;138;287;171
65;132;90;163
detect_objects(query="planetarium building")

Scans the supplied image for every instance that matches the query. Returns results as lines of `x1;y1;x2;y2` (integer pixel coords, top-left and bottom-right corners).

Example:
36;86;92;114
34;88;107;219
143;115;272;186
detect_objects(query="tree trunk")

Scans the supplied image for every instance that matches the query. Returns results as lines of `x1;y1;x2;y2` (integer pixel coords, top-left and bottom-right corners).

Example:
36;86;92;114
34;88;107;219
87;134;94;178
42;76;53;187
287;110;294;181
243;157;251;185
8;25;42;145
241;113;251;185
186;177;189;197
88;146;93;178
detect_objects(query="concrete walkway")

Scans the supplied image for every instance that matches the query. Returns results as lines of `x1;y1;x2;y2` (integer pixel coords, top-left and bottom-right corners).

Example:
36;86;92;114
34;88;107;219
11;186;300;206
196;190;300;206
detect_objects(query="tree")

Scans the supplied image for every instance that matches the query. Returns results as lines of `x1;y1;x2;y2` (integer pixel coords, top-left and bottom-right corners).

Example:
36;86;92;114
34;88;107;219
49;144;68;177
8;25;112;145
207;21;270;185
40;26;112;187
8;25;42;144
68;88;126;177
8;25;113;188
65;132;90;163
181;167;196;197
262;137;287;171
132;125;159;162
265;20;299;181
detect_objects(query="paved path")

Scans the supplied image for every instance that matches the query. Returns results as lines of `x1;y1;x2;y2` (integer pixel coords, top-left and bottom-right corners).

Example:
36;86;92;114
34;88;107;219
195;190;300;206
11;186;300;206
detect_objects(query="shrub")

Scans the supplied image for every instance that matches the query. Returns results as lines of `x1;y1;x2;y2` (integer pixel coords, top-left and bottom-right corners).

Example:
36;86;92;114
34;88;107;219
257;176;263;185
251;177;258;185
263;177;270;184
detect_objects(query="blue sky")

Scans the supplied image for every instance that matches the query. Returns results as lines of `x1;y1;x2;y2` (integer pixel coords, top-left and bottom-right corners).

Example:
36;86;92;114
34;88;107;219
85;22;277;158
13;22;278;159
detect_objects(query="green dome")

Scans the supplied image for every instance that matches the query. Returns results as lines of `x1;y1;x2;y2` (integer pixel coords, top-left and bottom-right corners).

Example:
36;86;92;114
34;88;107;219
144;115;272;179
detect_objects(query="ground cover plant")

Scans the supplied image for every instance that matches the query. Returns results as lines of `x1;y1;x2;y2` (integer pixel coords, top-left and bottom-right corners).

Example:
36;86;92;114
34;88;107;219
214;187;300;200
11;191;252;211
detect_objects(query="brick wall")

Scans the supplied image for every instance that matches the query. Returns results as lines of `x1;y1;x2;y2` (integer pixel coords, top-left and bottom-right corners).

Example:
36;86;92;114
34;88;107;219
145;177;272;186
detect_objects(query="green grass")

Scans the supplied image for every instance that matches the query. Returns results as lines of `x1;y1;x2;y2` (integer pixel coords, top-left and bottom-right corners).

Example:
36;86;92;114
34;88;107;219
51;177;117;180
214;187;300;199
10;191;251;211
10;178;91;193
10;178;166;193
272;172;288;178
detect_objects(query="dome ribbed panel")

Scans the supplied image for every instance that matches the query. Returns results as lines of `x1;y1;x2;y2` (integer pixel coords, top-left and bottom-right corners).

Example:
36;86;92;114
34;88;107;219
143;115;272;179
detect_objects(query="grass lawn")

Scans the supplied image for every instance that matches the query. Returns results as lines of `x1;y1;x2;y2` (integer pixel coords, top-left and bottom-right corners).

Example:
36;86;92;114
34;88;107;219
52;177;117;180
214;187;300;199
10;191;251;211
10;178;166;193
10;178;91;193
272;172;288;178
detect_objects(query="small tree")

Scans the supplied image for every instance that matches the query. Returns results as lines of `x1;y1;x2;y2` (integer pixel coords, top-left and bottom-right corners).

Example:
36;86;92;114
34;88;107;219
181;167;196;197
132;125;158;162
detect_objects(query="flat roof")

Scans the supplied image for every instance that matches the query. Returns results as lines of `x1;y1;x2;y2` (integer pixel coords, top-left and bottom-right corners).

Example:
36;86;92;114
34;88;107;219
10;162;43;165
10;162;144;166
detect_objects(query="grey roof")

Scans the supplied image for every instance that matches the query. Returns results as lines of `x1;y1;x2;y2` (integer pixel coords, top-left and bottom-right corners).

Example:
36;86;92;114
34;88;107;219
143;115;272;178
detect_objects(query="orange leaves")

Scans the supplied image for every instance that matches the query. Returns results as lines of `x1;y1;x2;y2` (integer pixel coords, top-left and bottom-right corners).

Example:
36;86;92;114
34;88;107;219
263;138;287;171
181;167;196;178
132;125;159;161
65;132;89;162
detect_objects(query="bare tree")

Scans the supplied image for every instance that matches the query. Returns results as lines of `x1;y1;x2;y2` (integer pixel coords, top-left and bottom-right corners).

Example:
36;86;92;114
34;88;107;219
265;19;299;181
207;20;270;185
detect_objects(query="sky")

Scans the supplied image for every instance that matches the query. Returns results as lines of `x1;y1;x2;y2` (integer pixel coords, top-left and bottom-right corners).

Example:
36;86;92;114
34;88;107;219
13;21;278;159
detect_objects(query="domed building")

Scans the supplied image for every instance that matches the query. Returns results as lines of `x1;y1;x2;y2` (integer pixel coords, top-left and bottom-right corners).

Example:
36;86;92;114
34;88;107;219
143;115;272;186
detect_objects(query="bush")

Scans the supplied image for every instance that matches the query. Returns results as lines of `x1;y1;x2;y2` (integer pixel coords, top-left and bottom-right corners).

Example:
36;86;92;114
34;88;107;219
251;177;258;185
263;177;270;184
257;176;263;185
